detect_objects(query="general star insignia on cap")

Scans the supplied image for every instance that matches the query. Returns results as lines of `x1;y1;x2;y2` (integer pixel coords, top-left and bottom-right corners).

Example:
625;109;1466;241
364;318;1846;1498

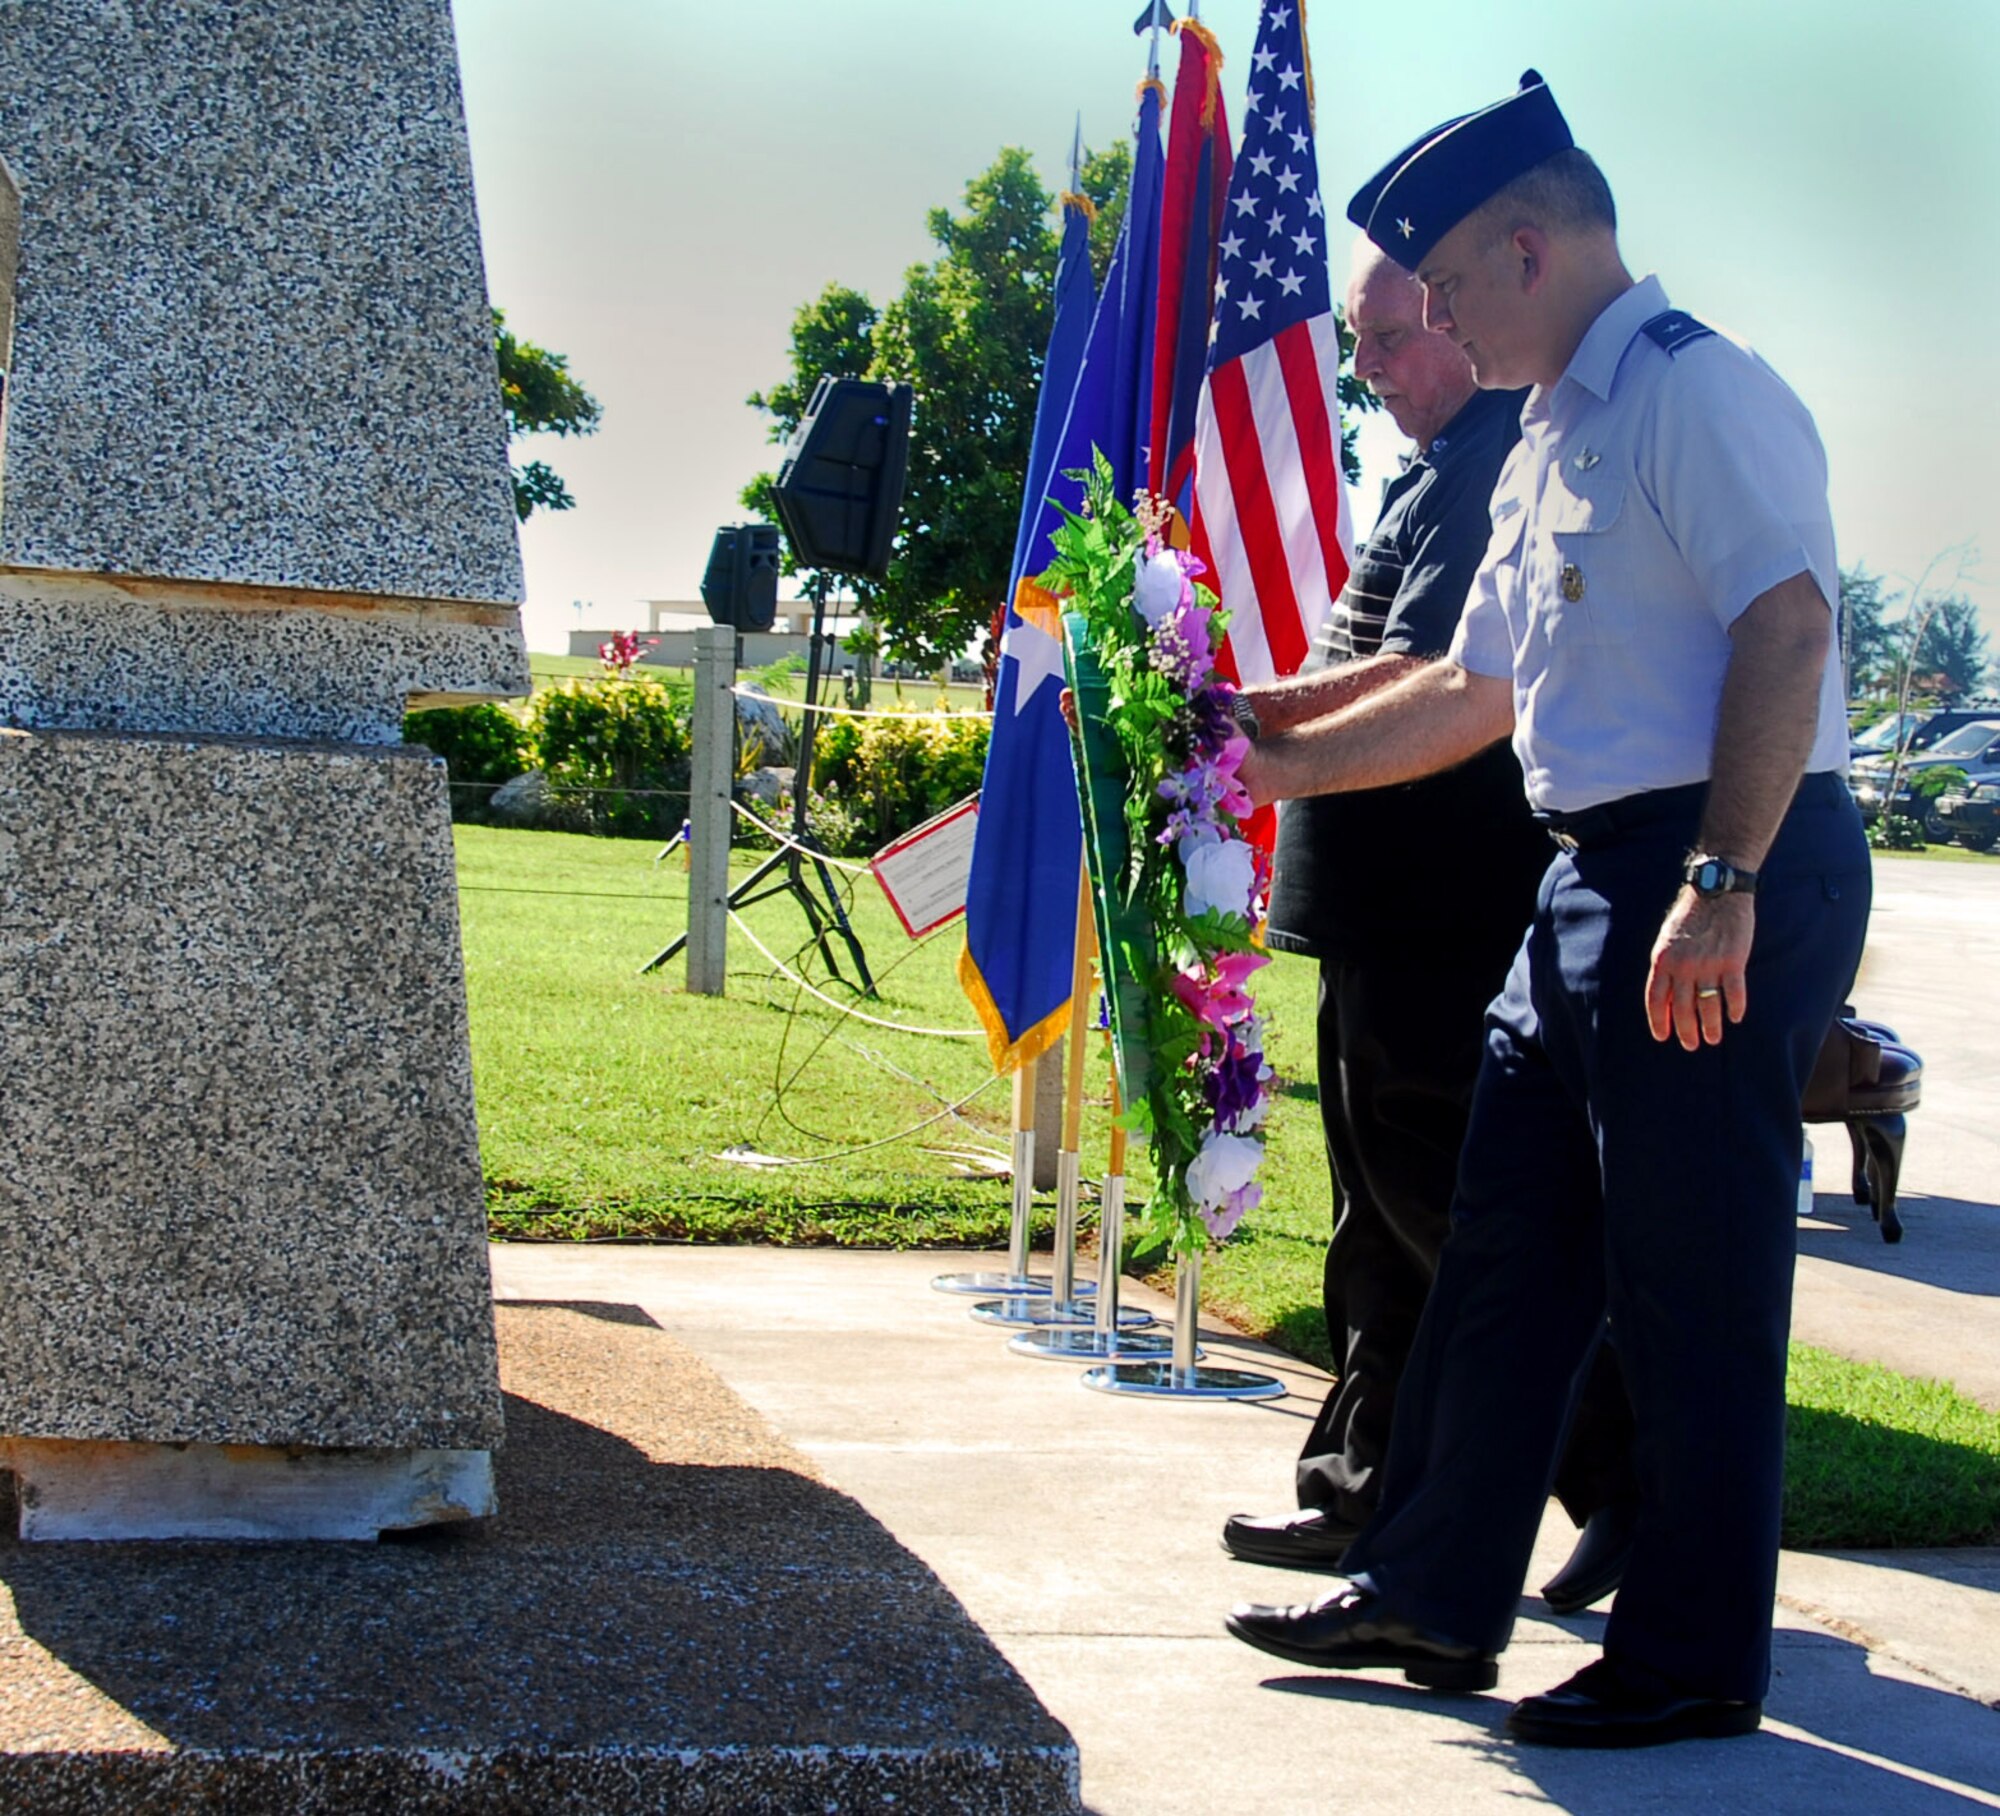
1347;70;1575;271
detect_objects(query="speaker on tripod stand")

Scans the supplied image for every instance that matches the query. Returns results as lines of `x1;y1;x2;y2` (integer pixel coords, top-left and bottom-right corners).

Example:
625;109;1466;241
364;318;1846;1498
643;377;913;987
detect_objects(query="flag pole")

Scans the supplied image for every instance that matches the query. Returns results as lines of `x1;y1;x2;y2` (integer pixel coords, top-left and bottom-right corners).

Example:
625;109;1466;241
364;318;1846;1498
1009;880;1163;1360
932;1056;1064;1298
973;871;1107;1330
1008;1058;1040;1279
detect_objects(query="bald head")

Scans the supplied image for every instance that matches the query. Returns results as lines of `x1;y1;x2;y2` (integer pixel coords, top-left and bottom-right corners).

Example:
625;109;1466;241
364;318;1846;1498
1344;236;1479;450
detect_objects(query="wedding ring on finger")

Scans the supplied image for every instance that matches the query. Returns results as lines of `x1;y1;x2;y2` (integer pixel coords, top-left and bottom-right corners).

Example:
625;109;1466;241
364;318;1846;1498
1695;987;1722;1000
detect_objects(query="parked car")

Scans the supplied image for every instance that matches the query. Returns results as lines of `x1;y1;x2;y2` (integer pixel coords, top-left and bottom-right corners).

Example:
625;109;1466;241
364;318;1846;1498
1848;718;2000;835
1849;711;1922;760
1934;778;2000;853
1855;695;2000;764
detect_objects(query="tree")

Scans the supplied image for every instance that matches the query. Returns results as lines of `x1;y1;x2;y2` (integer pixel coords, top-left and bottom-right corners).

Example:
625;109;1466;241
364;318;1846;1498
743;148;1067;670
495;308;603;521
1914;597;1991;703
1838;566;1898;700
744;142;1379;669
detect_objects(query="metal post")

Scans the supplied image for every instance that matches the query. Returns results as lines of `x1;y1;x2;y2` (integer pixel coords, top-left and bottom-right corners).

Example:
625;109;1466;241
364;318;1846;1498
685;624;735;996
1007;1062;1159;1358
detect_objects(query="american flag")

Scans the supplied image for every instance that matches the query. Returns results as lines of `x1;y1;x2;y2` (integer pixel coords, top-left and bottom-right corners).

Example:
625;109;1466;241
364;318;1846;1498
1190;0;1351;688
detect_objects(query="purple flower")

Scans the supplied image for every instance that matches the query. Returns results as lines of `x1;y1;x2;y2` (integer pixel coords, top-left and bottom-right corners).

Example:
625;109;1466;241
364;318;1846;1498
1204;1035;1273;1133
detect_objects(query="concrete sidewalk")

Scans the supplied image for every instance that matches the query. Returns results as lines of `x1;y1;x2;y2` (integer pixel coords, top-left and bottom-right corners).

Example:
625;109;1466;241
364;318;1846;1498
492;1243;2000;1814
491;857;2000;1812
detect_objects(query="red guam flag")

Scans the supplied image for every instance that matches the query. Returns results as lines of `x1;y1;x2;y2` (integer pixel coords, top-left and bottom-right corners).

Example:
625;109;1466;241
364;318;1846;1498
1148;16;1231;517
1189;0;1351;691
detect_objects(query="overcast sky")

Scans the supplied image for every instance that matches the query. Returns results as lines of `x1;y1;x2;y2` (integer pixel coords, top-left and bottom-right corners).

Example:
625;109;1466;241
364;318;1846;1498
453;0;2000;657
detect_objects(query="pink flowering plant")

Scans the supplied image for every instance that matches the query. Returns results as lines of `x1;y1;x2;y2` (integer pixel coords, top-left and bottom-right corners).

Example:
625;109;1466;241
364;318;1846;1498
1041;453;1274;1258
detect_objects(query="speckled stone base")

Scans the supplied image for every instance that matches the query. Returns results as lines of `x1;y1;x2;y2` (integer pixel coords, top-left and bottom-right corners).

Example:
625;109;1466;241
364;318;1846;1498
0;728;503;1451
0;1303;1082;1814
0;573;529;745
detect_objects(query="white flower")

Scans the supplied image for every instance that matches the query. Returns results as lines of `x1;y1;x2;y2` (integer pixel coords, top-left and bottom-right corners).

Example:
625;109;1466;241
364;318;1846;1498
1186;1130;1263;1212
1133;547;1187;626
1183;836;1256;920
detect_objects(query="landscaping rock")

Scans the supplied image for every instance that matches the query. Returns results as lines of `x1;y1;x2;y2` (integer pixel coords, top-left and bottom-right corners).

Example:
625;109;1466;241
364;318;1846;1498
735;684;798;768
487;770;588;833
735;766;791;811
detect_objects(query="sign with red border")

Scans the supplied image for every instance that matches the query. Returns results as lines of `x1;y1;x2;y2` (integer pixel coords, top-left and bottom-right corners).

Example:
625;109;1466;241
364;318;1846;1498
869;796;979;938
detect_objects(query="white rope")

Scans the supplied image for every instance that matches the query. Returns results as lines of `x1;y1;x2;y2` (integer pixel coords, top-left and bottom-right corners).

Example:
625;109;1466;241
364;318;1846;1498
730;686;992;723
716;1070;1006;1169
728;799;876;873
728;908;985;1040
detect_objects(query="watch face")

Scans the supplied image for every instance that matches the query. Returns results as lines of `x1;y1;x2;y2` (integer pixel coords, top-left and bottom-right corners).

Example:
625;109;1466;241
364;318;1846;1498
1697;860;1723;893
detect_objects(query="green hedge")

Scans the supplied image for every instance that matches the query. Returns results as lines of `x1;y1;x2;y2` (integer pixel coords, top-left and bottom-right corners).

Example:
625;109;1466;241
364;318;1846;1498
407;678;986;851
812;713;988;854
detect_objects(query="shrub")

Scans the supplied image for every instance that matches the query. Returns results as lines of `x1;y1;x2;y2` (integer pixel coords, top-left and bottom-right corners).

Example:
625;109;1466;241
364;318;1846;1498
1868;813;1928;851
812;716;864;797
528;674;693;838
404;701;531;820
828;712;988;850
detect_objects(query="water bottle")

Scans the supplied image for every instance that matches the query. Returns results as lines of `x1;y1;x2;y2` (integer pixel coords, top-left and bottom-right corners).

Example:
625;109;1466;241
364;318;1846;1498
1796;1132;1815;1217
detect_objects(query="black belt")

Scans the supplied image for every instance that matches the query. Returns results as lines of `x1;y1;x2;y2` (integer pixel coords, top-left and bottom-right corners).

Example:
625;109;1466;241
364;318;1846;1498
1533;781;1709;852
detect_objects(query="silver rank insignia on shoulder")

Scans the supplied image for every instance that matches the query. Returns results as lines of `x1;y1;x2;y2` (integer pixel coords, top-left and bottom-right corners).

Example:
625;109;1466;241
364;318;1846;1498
1560;563;1586;602
1571;449;1600;471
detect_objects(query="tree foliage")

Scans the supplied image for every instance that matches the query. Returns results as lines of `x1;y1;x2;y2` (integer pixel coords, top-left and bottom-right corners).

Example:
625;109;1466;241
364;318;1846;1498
744;141;1378;671
495;308;603;521
1841;558;1992;706
1913;597;1991;702
1839;566;1897;697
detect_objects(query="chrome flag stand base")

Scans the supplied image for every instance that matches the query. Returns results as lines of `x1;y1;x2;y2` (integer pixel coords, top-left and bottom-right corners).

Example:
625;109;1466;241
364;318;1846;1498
934;1127;1091;1296
1082;1248;1284;1401
1011;1170;1165;1356
969;1294;1106;1329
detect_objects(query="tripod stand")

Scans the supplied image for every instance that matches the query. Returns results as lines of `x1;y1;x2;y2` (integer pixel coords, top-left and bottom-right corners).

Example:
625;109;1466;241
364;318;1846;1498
643;573;875;993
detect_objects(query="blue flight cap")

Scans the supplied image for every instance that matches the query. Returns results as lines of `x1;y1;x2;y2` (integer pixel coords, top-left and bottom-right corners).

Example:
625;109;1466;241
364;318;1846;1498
1346;71;1574;270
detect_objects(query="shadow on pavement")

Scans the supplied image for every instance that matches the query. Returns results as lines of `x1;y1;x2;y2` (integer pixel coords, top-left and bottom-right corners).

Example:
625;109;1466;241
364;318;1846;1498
0;1303;1079;1808
1800;1194;2000;1299
1257;1628;2000;1810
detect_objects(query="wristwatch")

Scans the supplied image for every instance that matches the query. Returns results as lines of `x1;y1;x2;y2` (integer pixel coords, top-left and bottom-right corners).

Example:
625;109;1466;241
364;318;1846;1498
1683;853;1759;898
1228;692;1261;743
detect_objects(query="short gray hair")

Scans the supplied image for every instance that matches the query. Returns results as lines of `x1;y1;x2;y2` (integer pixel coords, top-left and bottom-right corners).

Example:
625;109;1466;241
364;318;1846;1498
1466;147;1616;245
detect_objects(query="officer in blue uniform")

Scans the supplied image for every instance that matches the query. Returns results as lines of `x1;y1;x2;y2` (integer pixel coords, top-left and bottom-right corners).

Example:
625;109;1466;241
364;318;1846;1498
1221;73;1871;1748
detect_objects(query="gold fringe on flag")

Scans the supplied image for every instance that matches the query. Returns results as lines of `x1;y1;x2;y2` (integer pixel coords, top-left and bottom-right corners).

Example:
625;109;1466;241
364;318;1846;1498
1299;0;1316;129
957;941;1074;1076
1137;75;1166;110
1059;189;1097;224
1172;18;1225;128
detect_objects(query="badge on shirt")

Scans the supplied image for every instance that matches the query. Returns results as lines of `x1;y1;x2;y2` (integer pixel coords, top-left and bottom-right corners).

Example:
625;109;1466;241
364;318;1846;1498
1560;563;1586;603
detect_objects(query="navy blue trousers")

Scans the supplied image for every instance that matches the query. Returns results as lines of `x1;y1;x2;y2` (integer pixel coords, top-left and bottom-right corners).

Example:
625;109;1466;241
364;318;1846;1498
1341;773;1870;1703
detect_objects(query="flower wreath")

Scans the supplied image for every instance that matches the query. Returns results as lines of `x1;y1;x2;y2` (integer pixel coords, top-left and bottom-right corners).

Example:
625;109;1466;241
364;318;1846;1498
1040;453;1274;1259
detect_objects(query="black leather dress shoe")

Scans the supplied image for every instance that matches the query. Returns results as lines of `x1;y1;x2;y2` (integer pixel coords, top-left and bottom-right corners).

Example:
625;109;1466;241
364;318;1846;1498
1540;1500;1637;1616
1506;1659;1761;1748
1226;1578;1499;1691
1220;1508;1360;1569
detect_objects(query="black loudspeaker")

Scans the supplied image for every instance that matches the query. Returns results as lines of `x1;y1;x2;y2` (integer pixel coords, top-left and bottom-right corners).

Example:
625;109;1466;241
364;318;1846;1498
771;377;913;580
700;523;782;632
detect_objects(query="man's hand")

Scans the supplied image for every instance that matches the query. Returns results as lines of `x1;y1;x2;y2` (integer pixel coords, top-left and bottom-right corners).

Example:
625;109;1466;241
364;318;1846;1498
1644;888;1754;1050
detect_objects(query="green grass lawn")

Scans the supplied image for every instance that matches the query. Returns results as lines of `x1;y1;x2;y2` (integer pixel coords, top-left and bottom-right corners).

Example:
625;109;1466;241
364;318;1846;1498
460;823;2000;1549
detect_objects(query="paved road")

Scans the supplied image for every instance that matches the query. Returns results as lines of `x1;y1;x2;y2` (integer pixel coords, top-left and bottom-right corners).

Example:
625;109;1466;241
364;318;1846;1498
1795;855;2000;1408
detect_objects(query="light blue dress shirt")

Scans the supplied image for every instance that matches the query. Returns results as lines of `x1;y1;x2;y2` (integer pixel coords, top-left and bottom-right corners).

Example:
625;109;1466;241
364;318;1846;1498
1449;275;1850;813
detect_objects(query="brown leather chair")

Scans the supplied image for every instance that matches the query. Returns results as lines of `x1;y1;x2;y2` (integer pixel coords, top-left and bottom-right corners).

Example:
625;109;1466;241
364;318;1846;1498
1801;1013;1922;1243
